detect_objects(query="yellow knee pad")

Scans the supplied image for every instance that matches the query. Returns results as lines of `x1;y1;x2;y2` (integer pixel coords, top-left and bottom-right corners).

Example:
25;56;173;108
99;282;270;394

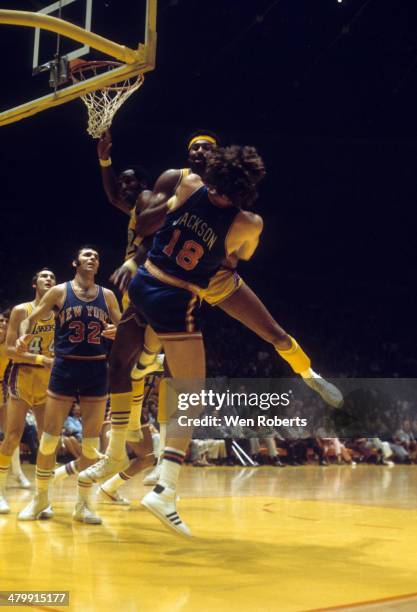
39;433;60;455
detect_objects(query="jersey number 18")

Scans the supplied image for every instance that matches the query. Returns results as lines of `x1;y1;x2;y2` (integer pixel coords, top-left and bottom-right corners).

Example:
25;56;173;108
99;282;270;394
163;229;204;271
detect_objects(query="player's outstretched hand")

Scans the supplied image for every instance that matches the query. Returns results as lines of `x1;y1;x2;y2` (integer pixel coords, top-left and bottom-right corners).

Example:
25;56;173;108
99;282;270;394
16;333;33;353
102;324;117;340
110;265;133;293
97;129;112;160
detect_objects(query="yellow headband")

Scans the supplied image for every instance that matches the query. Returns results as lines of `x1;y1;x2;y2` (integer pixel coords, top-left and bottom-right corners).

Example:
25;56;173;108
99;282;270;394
188;135;217;150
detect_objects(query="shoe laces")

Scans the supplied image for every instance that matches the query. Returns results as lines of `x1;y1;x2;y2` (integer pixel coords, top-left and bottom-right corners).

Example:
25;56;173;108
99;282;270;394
89;455;110;475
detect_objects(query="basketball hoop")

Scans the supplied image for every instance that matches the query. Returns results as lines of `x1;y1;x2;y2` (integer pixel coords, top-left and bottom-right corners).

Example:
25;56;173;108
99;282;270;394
69;60;144;138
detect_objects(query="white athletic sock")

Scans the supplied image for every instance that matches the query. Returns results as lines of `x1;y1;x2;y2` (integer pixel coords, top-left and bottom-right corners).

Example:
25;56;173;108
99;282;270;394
11;446;23;476
77;480;93;503
158;447;186;491
54;461;79;482
102;471;131;494
158;423;167;461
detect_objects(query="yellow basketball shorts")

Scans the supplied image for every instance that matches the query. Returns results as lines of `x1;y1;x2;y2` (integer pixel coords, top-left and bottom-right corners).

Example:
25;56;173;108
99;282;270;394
201;268;243;306
8;364;50;407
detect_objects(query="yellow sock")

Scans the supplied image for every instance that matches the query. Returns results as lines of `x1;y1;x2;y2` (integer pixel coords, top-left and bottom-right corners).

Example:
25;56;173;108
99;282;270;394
128;379;145;429
110;391;132;430
35;467;54;492
127;379;145;441
0;452;12;488
158;378;168;424
276;336;311;374
139;345;157;367
108;391;132;459
0;452;12;470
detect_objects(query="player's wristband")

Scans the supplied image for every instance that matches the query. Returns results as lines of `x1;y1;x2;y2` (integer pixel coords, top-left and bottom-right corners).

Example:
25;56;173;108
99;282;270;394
99;157;112;168
124;259;138;275
35;355;45;366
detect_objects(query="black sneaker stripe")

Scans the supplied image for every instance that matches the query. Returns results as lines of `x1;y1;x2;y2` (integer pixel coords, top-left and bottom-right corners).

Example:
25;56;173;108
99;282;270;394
166;511;178;518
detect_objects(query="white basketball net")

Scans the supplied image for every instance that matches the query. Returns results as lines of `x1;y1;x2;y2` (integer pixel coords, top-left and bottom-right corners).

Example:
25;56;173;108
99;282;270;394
71;62;144;138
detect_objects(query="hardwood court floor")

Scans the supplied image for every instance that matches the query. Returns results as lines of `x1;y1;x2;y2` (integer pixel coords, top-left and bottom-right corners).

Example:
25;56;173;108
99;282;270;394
1;464;417;612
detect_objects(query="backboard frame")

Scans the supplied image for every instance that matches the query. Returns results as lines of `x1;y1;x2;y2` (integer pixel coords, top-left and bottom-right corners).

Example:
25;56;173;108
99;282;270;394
33;0;93;71
0;0;157;127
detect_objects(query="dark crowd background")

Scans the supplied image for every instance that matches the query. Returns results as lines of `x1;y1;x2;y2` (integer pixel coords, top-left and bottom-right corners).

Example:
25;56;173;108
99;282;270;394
0;0;416;378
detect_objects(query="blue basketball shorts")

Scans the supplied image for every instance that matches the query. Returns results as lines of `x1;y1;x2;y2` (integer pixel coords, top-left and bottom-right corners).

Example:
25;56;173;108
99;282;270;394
128;266;201;337
48;356;108;399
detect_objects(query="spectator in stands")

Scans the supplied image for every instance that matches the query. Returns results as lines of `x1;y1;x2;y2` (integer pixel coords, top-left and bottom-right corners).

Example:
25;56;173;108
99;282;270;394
391;419;415;463
58;402;82;461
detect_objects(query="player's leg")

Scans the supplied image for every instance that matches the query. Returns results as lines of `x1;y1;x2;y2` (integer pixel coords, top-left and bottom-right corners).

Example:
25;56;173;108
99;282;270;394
0;397;31;513
79;310;145;484
0;402;5;433
98;425;154;504
126;368;146;448
100;371;164;500
143;381;168;486
18;393;73;520
127;327;163;450
135;325;163;377
12;367;49;488
107;312;145;459
0;399;6;512
144;365;182;485
2;365;44;496
217;283;343;407
73;396;107;524
141;334;205;537
31;404;45;441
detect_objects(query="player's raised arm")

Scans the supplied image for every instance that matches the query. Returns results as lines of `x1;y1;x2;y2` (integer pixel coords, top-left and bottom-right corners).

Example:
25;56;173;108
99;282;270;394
97;130;127;213
97;129;132;216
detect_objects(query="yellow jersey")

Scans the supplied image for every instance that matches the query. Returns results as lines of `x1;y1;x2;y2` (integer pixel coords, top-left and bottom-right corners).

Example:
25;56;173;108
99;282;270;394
0;341;9;382
125;169;192;261
19;302;55;360
175;168;190;193
125;208;144;261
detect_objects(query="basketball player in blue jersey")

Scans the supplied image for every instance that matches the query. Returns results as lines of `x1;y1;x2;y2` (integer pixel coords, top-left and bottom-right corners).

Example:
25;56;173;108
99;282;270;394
105;145;268;535
111;129;342;408
87;131;342;507
16;247;121;524
136;132;341;408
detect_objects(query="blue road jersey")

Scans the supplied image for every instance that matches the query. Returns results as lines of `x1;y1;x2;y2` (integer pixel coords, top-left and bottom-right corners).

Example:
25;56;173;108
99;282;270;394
149;186;240;288
54;282;110;360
